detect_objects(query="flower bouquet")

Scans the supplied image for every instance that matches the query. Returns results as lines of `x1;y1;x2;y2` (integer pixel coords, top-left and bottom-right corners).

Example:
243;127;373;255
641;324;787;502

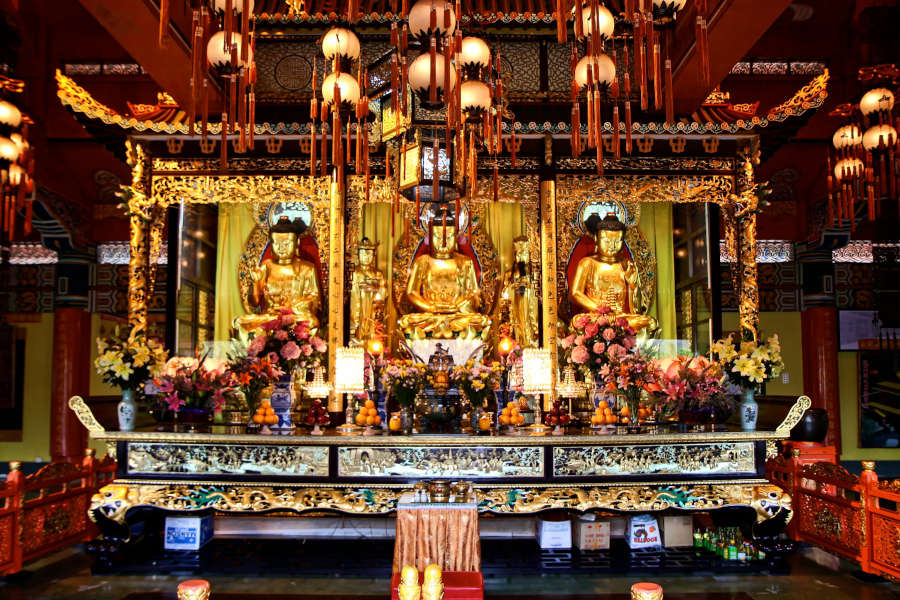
597;350;657;428
380;359;428;408
226;353;285;416
652;355;732;423
95;326;168;392
450;359;503;408
246;308;327;378
710;333;784;389
559;306;638;382
153;353;233;422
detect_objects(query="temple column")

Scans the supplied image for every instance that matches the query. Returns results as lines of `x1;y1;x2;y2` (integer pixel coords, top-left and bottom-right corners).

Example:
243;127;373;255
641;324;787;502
799;251;841;450
50;249;93;461
327;173;346;416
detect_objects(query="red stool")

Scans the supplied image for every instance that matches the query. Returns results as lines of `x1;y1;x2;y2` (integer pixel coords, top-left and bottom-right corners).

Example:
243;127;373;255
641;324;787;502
391;571;484;600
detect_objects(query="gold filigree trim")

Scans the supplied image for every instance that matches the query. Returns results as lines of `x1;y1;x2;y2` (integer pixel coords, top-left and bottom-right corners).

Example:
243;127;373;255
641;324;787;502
68;396;105;433
775;396;812;435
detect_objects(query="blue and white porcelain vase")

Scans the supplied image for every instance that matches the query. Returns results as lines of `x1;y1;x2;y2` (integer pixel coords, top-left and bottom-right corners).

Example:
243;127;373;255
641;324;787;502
117;389;136;432
740;387;759;431
269;373;295;430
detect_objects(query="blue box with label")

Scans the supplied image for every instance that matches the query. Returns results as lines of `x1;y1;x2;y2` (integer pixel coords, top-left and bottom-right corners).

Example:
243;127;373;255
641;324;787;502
164;515;214;551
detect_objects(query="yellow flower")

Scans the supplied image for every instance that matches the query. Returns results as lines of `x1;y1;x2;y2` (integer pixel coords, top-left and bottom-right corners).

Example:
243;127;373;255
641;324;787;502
733;356;764;383
112;361;134;380
131;346;151;367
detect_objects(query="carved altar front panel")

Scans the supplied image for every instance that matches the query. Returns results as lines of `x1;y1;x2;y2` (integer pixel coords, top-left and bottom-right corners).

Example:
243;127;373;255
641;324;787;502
553;442;756;477
336;446;544;479
126;443;330;477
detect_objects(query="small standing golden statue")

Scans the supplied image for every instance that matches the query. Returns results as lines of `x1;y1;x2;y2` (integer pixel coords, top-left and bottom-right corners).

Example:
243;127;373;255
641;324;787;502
349;237;387;346
398;565;421;600
422;563;444;600
236;216;321;333
398;210;491;340
500;235;539;348
569;214;657;334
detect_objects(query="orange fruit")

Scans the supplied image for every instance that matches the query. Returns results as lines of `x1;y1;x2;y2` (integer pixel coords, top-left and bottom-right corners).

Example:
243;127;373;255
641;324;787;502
370;407;379;416
478;416;492;430
598;401;608;409
260;400;271;408
365;399;375;409
507;401;516;408
366;415;376;426
373;415;382;426
606;415;617;424
620;406;630;417
499;414;510;426
515;414;525;425
501;407;511;416
389;417;401;431
510;408;520;418
355;413;367;426
253;414;264;424
266;415;278;425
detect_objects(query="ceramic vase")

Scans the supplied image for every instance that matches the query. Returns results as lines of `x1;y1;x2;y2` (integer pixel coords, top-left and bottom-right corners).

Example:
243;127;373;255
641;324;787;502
740;387;759;431
270;373;295;429
117;389;136;432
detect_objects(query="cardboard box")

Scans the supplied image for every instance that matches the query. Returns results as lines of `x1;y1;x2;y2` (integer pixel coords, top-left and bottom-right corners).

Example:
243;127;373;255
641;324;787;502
165;515;214;551
574;519;611;550
662;515;694;548
537;517;572;549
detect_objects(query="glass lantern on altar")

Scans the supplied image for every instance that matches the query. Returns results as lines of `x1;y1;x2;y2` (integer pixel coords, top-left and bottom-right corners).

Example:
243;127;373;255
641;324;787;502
334;346;366;434
521;349;553;434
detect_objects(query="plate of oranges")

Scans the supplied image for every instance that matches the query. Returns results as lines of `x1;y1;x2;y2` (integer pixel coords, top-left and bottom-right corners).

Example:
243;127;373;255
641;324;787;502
590;400;617;428
354;399;383;430
252;400;279;432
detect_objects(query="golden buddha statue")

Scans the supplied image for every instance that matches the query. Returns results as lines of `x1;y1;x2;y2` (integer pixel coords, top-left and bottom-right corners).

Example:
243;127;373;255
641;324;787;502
397;212;491;341
500;235;539;348
349;238;387;346
569;214;657;334
236;216;321;333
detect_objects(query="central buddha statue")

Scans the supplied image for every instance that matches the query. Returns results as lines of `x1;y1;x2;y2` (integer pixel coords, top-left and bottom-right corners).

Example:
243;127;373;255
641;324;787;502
236;216;321;333
397;212;491;341
569;213;657;334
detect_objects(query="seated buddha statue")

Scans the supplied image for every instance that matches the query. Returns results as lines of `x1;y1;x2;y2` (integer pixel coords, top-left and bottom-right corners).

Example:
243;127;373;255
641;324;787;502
569;213;657;334
349;237;387;346
236;216;321;334
397;212;491;341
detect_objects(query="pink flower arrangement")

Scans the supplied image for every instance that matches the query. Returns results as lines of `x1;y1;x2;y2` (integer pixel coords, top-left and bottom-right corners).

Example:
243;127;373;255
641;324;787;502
560;306;638;378
650;355;733;417
246;308;327;374
153;351;232;415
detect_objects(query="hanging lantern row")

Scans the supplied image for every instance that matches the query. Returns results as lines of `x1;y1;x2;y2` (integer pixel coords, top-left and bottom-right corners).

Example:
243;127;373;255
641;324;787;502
0;76;35;243
564;0;700;169
827;65;899;228
309;26;369;185
158;0;258;166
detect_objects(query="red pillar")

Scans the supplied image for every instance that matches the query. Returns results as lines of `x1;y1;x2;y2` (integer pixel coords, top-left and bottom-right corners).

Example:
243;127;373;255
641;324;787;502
801;305;841;451
50;307;91;461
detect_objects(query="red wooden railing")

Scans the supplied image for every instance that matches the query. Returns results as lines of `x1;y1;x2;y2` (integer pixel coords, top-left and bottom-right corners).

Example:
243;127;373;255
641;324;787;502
0;449;116;575
766;447;900;579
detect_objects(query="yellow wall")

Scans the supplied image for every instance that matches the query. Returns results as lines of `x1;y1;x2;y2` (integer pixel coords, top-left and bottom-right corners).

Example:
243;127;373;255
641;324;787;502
0;314;53;463
837;351;900;462
721;311;804;397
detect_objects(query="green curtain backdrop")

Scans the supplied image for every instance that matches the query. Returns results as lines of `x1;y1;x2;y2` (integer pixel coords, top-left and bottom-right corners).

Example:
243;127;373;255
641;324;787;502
638;202;677;354
214;203;257;341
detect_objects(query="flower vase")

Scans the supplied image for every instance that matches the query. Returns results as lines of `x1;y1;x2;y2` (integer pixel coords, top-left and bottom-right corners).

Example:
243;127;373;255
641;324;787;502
740;388;759;431
270;373;295;430
117;389;136;432
400;406;413;435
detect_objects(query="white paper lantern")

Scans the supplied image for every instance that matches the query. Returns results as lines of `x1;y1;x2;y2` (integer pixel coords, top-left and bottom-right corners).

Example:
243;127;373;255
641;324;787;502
580;5;615;40
460;80;491;113
831;124;861;149
459;37;491;69
522;348;553;395
408;52;457;96
322;27;360;61
0;100;22;128
862;123;898;151
206;31;252;68
0;136;19;161
574;53;616;89
409;0;457;40
833;157;864;181
860;88;895;116
322;71;361;107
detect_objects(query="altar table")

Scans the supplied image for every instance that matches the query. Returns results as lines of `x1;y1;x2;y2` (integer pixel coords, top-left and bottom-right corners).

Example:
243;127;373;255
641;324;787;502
392;497;481;574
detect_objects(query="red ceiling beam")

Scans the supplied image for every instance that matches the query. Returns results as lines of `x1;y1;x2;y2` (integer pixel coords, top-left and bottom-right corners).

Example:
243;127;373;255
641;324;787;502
77;0;222;110
672;0;792;115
